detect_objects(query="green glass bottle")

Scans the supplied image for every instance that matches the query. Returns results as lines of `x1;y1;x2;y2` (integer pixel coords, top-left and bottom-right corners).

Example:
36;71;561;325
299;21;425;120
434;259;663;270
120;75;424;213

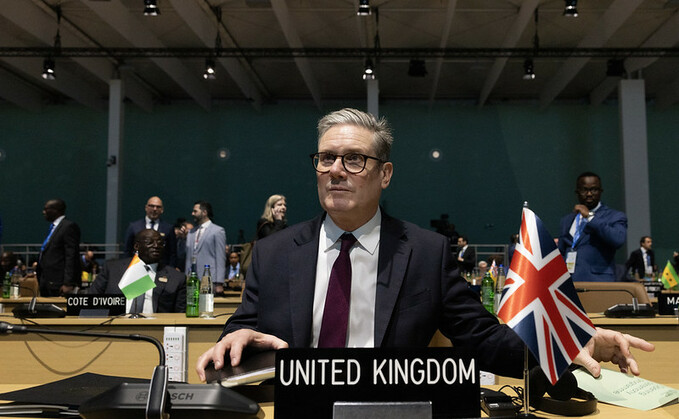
186;258;200;317
481;271;495;314
2;272;10;299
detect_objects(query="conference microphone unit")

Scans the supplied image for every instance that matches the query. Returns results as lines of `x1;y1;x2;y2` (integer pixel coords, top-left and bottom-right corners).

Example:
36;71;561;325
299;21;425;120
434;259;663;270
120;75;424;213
575;288;655;318
0;322;262;419
11;286;66;319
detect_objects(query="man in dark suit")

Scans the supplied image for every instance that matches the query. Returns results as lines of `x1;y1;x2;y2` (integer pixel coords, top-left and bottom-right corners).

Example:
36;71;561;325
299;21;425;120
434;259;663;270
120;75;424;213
558;172;627;282
37;199;81;297
625;236;656;280
123;196;177;267
90;229;186;313
456;235;476;273
196;108;653;382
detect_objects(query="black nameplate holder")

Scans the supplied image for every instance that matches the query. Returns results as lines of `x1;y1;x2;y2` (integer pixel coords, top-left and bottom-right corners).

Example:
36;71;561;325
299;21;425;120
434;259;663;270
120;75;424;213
657;291;679;315
66;294;127;317
274;347;479;419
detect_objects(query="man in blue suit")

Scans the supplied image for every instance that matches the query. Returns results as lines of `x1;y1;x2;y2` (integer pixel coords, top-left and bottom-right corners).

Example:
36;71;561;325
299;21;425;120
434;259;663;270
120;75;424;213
558;172;627;282
196;110;652;382
123;196;176;267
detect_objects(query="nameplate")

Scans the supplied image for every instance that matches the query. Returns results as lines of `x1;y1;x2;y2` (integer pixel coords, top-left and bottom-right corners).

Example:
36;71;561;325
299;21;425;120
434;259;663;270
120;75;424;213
274;347;479;419
66;294;126;316
657;291;679;315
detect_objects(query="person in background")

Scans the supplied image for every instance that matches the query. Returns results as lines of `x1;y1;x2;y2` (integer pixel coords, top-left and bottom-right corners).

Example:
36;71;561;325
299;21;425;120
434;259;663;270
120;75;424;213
196;107;654;383
37;199;81;297
174;219;193;272
558;172;627;282
256;194;288;240
90;229;186;313
456;235;476;273
226;251;243;291
625;236;656;280
185;201;227;295
123;196;177;267
1;251;18;278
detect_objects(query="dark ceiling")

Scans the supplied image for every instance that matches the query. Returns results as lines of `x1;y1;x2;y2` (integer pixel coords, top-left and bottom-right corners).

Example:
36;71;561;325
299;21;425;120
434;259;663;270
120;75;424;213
1;0;679;112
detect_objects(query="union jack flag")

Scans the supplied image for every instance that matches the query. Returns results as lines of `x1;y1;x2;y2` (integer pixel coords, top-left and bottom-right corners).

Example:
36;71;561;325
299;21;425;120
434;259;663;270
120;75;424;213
497;207;596;385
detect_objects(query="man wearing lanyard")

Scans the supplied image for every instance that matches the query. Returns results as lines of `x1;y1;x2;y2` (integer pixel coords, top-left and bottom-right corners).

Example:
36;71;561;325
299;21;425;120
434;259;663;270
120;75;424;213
558;172;627;282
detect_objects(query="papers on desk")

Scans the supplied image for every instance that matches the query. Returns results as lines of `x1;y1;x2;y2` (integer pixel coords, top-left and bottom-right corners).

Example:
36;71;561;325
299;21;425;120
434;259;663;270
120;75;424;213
0;403;78;417
573;367;679;410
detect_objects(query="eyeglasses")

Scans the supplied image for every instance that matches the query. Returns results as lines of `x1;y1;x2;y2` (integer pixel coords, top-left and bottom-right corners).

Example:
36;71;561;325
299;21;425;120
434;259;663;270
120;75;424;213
310;152;383;174
576;187;601;194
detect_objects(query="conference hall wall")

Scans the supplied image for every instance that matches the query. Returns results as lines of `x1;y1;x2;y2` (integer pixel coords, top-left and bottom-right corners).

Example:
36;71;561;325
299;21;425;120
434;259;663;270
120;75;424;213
0;101;677;264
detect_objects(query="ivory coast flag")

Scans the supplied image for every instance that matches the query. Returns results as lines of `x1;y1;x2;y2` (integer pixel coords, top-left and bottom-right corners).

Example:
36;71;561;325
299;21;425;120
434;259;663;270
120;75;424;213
660;261;679;290
118;254;156;299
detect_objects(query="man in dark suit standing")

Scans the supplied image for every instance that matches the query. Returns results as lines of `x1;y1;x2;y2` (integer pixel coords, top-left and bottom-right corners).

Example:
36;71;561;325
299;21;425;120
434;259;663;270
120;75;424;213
625;236;656;280
558;172;627;282
456;235;476;273
196;109;653;382
90;229;186;313
123;196;177;267
37;199;81;297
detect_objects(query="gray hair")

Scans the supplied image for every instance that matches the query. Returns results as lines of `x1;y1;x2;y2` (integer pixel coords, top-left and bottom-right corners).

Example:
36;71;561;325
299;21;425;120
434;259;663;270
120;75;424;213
317;108;393;162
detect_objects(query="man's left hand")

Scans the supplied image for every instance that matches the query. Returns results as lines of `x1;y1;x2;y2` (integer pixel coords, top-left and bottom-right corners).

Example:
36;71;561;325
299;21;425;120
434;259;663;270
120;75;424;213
573;327;655;377
59;285;75;295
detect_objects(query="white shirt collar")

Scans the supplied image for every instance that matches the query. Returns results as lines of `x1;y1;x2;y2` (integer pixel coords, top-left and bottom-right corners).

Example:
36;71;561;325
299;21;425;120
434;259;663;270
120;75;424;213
323;209;381;256
52;215;65;227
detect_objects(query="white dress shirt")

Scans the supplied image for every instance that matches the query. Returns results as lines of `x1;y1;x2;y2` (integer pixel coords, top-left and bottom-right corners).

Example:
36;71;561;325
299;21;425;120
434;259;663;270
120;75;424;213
311;210;381;348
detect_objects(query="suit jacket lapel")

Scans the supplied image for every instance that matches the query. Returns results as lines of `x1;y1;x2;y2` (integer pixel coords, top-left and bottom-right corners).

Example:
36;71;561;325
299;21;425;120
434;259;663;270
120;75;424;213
43;221;64;252
152;265;168;312
288;214;324;347
374;213;411;347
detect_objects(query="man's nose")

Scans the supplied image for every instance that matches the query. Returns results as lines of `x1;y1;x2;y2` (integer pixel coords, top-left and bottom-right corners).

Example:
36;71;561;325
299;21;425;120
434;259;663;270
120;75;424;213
329;156;346;176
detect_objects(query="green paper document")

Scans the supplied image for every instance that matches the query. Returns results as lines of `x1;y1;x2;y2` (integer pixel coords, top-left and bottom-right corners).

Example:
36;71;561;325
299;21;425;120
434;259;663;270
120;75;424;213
573;367;679;411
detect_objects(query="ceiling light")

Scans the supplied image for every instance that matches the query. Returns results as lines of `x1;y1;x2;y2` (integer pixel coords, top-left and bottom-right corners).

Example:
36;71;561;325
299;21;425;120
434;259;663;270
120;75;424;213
42;58;56;80
363;59;375;80
523;59;535;80
606;59;625;77
563;0;578;17
357;0;371;16
203;58;216;80
408;59;427;77
144;0;161;16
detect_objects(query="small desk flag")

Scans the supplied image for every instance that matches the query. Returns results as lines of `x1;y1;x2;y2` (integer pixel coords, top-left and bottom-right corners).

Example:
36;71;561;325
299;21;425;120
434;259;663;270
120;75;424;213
497;207;596;385
118;254;156;300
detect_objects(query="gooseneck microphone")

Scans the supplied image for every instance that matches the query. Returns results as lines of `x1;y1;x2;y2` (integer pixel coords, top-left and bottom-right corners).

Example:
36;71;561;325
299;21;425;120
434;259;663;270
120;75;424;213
0;321;168;419
575;288;655;318
0;321;262;419
10;286;66;318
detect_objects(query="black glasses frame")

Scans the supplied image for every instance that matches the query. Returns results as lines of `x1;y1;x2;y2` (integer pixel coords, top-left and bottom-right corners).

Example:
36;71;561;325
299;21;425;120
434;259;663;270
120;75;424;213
310;152;383;174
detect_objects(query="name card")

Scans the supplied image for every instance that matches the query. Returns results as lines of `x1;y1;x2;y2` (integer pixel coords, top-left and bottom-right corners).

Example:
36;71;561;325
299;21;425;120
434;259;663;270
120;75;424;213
274;347;479;419
66;294;126;316
657;291;679;315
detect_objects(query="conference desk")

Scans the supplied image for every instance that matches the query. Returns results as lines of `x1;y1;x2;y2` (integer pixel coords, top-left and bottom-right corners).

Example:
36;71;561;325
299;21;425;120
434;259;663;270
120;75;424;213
0;383;677;418
0;295;243;312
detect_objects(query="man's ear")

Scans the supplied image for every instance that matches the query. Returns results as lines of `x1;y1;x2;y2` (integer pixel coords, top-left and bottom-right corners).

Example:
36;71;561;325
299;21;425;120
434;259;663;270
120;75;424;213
133;242;140;254
381;162;393;189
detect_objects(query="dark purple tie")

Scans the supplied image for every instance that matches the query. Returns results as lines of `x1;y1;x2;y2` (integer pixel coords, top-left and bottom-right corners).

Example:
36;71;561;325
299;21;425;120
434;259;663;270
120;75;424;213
318;233;357;348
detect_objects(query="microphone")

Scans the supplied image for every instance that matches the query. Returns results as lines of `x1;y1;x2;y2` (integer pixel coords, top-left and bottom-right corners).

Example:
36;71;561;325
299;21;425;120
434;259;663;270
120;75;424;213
0;321;261;419
0;321;169;419
11;286;66;318
575;288;655;318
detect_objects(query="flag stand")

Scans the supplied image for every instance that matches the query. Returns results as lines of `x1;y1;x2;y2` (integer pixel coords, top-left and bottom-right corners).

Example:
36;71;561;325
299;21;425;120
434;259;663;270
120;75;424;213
517;345;541;418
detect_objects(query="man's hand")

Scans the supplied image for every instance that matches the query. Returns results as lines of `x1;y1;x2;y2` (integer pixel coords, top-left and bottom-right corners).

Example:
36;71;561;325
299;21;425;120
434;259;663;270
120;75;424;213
59;285;75;295
573;204;590;218
195;329;288;382
573;327;655;377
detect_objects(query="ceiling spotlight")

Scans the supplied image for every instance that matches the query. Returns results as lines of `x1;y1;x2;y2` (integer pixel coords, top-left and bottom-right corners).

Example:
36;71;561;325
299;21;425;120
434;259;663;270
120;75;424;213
563;0;578;17
357;0;371;16
363;59;375;80
408;59;427;77
203;58;216;80
523;59;535;80
143;0;161;16
606;59;625;77
42;58;56;80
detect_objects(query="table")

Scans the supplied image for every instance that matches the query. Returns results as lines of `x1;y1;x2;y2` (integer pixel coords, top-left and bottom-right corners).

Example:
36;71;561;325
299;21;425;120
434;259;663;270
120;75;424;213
1;383;677;418
0;312;233;385
0;295;243;312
